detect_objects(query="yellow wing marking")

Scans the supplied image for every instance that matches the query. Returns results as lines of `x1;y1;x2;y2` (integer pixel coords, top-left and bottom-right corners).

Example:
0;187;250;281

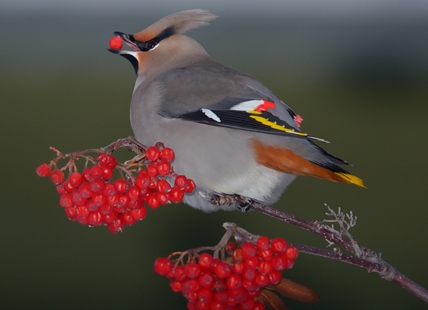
248;111;307;137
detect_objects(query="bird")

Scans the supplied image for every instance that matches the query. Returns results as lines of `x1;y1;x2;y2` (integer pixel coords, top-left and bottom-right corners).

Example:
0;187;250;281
108;9;365;212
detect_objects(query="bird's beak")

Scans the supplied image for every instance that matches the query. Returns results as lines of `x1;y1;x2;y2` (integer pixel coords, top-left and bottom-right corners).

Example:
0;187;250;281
107;31;140;54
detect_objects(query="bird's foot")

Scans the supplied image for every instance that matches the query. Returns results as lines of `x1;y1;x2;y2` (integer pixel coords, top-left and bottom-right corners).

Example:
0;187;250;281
199;192;252;213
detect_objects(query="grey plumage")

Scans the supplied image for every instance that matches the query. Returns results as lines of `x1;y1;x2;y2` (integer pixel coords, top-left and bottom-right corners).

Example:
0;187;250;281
109;9;364;212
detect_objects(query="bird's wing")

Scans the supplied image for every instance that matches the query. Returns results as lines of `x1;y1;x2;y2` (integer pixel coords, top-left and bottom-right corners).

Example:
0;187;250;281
153;60;364;186
156;61;325;140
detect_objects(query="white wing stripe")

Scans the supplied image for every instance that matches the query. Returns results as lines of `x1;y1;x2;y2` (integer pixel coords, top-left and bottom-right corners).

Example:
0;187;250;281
230;100;264;111
201;108;221;122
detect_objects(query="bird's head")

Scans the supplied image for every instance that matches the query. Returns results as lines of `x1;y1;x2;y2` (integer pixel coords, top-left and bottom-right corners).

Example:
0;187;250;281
108;9;217;77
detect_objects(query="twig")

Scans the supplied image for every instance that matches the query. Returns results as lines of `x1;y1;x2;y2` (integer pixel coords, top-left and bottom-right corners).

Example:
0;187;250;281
203;193;428;303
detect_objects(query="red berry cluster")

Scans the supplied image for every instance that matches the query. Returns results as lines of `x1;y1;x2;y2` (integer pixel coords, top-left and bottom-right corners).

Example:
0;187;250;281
36;145;195;233
154;236;298;310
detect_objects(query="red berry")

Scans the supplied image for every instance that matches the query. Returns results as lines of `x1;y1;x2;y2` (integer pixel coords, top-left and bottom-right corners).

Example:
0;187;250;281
114;178;128;194
254;302;265;310
169;187;184;203
128;186;141;201
36;163;51;177
50;169;64;184
145;146;160;161
81;167;93;182
56;184;67;195
97;153;117;168
148;177;157;189
198;253;213;269
213;278;226;292
59;194;73;208
284;246;298;260
214;262;231;279
258;248;274;261
174;175;188;188
76;205;89;218
135;171;150;189
87;211;103;226
157;179;171;193
90;165;104;178
102;167;114;180
85;199;98;212
71;191;86;206
68;172;82;188
199;271;215;288
244;257;259;270
242;269;257;281
157;160;171;176
103;212;117;224
146;194;160;209
254;273;269;288
172;265;186;281
268;270;282;286
106;193;119;206
62;181;75;192
242;242;257;259
109;36;123;49
89;178;105;194
195;301;210;310
78;182;94;198
160;147;175;162
108;218;124;233
225;241;236;254
242;279;257;292
271;256;287;271
228;287;247;305
258;261;273;275
116;194;130;210
184;179;196;193
99;203;113;215
104;183;116;196
241;299;256;310
184;263;201;278
182;278;199;295
156;192;169;205
256;236;270;251
121;212;136;226
130;207;146;221
127;197;143;210
213;292;228;304
233;248;244;262
147;162;158;177
232;262;245;274
64;207;77;220
226;274;242;290
197;288;213;303
92;194;106;207
170;280;182;293
271;237;287;254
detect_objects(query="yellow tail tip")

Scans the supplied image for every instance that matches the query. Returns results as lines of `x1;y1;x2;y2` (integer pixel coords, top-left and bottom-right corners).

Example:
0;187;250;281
335;172;367;188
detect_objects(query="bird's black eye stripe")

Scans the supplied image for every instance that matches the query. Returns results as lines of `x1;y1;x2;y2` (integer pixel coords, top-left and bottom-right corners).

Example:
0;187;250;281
132;26;175;52
153;26;175;42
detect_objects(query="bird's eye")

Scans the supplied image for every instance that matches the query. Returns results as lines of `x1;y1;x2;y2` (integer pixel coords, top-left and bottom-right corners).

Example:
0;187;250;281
145;40;158;51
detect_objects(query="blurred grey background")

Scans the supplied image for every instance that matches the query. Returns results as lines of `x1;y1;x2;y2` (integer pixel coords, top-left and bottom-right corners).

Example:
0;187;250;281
1;0;428;309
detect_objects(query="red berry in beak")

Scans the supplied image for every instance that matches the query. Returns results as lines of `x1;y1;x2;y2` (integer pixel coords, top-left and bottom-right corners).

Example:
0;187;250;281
109;36;123;50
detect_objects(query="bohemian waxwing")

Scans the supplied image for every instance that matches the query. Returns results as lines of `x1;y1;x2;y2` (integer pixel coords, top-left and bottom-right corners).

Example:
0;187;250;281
108;9;365;212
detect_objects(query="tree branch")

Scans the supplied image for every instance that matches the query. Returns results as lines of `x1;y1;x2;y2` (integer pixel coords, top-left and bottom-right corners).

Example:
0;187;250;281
204;193;428;303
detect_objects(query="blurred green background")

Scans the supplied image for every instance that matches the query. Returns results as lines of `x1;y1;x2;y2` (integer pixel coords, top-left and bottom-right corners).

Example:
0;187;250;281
1;1;428;309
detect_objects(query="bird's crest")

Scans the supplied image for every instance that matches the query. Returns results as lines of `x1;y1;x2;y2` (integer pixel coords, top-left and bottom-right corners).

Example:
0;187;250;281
134;9;217;42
